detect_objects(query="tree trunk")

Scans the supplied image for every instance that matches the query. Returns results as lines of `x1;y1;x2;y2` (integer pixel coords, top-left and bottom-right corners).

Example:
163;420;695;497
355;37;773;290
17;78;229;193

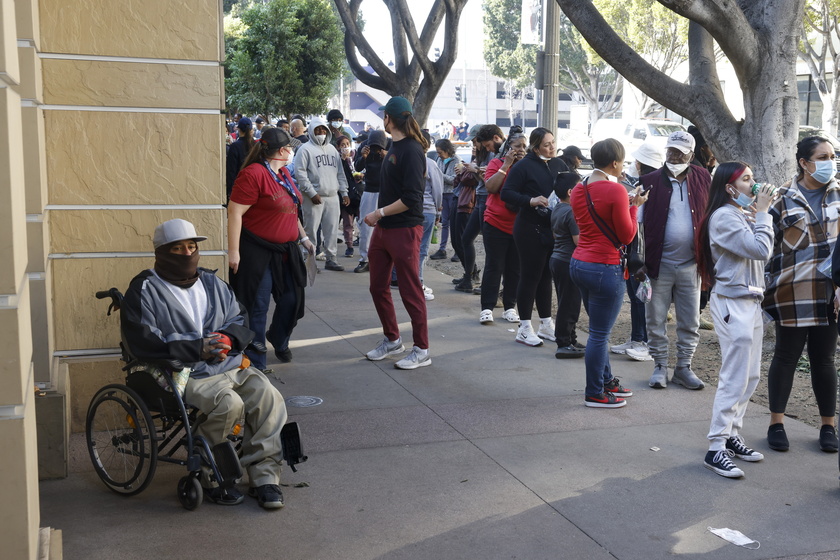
556;0;805;182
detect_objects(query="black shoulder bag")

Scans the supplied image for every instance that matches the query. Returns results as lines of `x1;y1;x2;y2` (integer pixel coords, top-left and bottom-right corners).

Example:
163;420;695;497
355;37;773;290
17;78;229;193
582;178;629;279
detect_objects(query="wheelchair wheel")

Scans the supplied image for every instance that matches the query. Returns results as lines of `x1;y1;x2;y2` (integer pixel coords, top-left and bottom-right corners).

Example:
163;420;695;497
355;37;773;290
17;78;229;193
177;475;203;510
86;384;158;496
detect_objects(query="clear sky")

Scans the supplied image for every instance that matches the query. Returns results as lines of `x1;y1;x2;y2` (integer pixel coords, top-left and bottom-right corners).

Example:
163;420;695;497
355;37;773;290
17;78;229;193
356;0;487;69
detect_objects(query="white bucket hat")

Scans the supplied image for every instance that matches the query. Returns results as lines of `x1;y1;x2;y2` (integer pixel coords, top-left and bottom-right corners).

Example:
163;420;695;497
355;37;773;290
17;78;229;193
632;142;664;170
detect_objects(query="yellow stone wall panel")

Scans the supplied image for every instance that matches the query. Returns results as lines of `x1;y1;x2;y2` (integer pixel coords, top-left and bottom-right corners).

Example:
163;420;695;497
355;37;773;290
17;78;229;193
45;111;224;205
42;59;221;109
0;87;28;294
39;0;218;61
49;209;224;253
0;410;40;558
52;255;226;351
66;360;123;432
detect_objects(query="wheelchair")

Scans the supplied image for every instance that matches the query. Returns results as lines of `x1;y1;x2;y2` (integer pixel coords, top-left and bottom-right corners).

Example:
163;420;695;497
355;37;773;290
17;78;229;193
85;287;307;510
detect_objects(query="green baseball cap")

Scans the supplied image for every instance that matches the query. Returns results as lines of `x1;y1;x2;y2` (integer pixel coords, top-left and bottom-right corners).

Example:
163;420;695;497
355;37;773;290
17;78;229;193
465;124;483;141
379;96;413;117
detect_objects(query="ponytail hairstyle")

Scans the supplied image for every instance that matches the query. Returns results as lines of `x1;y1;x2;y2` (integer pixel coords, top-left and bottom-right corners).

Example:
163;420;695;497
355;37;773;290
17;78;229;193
695;160;749;287
240;127;293;170
388;111;430;151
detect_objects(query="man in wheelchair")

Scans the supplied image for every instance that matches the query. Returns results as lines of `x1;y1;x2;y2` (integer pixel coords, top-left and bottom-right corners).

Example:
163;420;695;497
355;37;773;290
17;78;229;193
121;219;288;509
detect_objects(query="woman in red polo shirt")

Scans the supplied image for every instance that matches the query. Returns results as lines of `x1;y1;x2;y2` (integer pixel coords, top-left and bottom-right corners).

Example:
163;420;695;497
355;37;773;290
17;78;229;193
228;127;315;370
479;133;527;325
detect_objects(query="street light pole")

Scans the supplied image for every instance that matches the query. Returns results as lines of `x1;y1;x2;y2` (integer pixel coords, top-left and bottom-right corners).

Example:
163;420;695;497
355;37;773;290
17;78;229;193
540;0;560;134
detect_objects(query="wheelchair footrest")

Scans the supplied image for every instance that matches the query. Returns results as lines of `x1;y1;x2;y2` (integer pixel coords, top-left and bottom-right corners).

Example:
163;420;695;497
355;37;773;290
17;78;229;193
212;441;243;485
281;422;308;472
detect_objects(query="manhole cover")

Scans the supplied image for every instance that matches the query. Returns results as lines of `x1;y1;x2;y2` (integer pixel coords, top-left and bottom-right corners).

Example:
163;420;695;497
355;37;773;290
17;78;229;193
285;396;323;408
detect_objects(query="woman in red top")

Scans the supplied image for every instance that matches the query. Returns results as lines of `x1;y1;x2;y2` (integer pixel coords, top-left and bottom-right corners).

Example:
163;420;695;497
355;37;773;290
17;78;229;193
569;138;648;408
228;127;315;370
479;133;527;324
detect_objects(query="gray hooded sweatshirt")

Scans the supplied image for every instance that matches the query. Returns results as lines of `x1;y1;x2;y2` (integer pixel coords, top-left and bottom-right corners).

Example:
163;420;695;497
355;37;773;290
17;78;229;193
293;116;349;199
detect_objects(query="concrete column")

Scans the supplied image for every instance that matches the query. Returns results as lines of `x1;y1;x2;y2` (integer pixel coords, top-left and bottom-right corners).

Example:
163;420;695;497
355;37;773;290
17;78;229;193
540;0;560;134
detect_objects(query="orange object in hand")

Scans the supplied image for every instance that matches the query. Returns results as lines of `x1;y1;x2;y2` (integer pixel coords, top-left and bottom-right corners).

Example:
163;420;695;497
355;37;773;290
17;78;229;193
211;332;232;356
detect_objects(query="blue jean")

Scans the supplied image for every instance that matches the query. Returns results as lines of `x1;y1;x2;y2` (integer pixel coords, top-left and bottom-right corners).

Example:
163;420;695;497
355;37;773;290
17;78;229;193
570;259;625;398
246;264;297;370
626;277;647;342
418;212;436;285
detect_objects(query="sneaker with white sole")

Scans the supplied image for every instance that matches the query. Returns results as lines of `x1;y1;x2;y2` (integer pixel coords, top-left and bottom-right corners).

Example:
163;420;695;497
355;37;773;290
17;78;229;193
516;323;543;346
366;337;405;361
625;341;653;362
704;449;744;478
394;346;431;370
479;309;494;324
423;286;435;301
537;319;556;342
726;435;764;462
502;308;520;323
610;339;634;354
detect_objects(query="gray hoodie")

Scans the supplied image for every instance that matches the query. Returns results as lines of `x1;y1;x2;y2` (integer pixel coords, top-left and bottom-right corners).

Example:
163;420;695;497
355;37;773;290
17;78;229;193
709;204;773;300
293;117;349;199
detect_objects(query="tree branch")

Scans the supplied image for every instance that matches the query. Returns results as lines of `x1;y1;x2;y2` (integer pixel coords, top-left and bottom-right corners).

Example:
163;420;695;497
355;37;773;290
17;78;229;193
393;0;444;80
333;0;397;84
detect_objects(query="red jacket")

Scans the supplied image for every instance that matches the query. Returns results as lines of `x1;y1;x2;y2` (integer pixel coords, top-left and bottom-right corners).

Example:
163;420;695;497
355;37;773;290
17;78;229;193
570;179;638;265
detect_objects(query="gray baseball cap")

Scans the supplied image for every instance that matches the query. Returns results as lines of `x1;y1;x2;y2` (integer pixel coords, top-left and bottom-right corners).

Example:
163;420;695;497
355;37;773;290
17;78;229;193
153;219;207;249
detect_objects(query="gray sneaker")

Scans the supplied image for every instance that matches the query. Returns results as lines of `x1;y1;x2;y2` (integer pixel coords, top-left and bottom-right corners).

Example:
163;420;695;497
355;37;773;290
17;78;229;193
672;366;705;390
366;337;405;361
394;346;431;370
649;365;669;389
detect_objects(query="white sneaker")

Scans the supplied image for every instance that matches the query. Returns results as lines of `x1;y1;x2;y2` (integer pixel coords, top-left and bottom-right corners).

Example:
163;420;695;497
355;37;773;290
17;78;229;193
537;319;556;342
422;285;433;296
366;337;405;361
423;285;435;301
315;252;327;261
610;339;633;354
516;323;543;347
502;308;520;323
394;346;431;370
479;309;494;324
625;341;653;362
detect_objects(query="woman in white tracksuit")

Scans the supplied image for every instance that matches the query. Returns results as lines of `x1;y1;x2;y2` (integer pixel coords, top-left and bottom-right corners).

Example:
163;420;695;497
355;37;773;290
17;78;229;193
695;161;776;478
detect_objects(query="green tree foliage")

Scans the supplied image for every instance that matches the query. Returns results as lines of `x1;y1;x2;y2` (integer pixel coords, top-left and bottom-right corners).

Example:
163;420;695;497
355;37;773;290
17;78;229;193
482;0;537;89
224;0;344;117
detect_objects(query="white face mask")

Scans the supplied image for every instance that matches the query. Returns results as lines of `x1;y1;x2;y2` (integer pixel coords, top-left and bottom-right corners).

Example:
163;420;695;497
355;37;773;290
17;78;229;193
330;121;343;129
538;154;551;162
666;162;689;176
340;147;351;156
314;134;327;144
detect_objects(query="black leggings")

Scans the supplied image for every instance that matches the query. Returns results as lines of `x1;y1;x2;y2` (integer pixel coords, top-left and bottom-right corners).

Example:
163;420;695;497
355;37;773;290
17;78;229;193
461;195;487;278
480;221;519;311
450;205;467;265
513;219;553;321
768;321;838;417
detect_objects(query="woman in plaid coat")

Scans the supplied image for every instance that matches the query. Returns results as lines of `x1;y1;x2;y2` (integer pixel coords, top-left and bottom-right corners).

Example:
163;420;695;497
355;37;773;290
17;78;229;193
763;136;840;453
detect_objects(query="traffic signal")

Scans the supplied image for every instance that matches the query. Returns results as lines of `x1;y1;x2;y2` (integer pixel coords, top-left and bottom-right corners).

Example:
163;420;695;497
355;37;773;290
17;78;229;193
455;85;462;102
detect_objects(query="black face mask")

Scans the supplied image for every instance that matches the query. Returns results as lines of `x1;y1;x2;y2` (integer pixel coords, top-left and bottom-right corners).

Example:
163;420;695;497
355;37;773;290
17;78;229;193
154;245;200;288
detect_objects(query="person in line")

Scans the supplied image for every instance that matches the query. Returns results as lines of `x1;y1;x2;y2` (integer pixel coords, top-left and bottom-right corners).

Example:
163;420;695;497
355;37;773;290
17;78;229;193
457;125;506;294
275;119;290;133
765;136;840;453
429;139;461;261
254;116;266;140
479;132;526;325
449;125;483;266
550;169;584;358
570;139;647;408
228;127;313;368
336;135;361;258
696;162;775;478
293;117;351;272
226;117;254;200
363;97;431;370
559;145;584;171
500;127;567;346
353;130;390;273
122;219;289;509
419;143;444;300
638;131;711;390
290;118;308;146
327;109;347;147
610;142;662;362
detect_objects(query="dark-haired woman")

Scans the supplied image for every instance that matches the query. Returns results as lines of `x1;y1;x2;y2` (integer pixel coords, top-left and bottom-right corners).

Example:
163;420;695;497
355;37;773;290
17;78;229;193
430;139;461;260
228;127;314;371
696;161;775;478
570;138;647;408
363;97;431;370
226;117;255;200
500;127;567;346
764;136;840;452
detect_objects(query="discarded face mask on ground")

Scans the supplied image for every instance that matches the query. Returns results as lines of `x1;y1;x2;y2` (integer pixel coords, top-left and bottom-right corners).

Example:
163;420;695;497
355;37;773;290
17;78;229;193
707;526;760;549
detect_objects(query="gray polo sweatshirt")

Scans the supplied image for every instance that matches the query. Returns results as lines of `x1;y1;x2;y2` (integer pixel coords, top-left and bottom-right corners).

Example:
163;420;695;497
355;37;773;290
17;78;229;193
709;205;774;299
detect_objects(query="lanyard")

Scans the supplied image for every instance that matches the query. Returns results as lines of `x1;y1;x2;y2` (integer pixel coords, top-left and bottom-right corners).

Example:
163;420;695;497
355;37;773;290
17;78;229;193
262;160;299;206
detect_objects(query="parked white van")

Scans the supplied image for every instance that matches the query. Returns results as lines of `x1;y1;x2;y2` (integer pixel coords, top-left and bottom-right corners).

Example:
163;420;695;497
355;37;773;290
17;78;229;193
590;119;686;162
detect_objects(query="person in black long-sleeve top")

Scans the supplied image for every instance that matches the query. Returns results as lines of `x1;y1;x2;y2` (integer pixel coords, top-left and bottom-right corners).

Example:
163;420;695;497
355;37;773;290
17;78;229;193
501;127;568;347
352;130;390;272
362;97;431;370
226;117;254;201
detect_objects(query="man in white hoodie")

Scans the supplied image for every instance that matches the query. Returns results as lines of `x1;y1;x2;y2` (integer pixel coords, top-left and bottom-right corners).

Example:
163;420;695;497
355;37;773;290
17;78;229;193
293;117;350;271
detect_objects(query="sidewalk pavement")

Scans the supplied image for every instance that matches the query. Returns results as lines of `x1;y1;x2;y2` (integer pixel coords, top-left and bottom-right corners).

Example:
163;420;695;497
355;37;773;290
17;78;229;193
41;263;840;560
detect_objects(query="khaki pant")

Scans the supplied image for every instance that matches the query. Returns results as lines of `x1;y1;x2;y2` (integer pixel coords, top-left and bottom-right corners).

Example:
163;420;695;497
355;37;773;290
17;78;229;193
185;366;287;487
